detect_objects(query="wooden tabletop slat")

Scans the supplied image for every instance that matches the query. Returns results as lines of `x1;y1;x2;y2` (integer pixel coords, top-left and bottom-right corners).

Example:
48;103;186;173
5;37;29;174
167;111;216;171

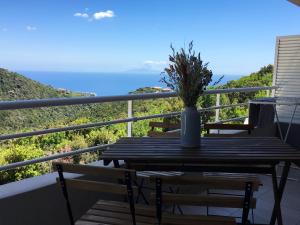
102;137;300;164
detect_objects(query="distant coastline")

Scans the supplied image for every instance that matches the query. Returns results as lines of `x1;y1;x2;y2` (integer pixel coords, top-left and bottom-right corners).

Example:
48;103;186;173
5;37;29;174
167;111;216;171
19;71;242;96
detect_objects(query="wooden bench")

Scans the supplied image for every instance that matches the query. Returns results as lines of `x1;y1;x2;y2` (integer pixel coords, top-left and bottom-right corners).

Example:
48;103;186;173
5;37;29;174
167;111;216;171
52;162;156;225
149;174;262;225
204;123;254;137
148;121;254;137
148;122;180;137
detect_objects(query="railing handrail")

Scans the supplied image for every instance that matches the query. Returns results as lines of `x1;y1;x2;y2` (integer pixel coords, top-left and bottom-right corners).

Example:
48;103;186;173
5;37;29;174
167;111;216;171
0;86;276;111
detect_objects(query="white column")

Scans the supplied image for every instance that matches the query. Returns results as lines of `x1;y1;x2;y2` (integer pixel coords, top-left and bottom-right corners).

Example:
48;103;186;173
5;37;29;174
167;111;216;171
127;100;133;137
215;93;220;122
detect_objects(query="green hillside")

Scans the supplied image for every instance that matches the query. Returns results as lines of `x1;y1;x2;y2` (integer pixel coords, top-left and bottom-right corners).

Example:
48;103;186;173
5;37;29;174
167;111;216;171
0;68;66;100
0;68;128;132
0;69;76;130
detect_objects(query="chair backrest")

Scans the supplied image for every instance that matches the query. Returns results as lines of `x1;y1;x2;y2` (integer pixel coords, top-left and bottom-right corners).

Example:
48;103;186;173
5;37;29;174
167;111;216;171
148;121;180;137
52;162;137;225
150;174;261;225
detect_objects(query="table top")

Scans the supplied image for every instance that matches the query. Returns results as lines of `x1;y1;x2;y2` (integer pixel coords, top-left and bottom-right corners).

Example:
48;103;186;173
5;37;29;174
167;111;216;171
102;137;300;164
249;97;300;106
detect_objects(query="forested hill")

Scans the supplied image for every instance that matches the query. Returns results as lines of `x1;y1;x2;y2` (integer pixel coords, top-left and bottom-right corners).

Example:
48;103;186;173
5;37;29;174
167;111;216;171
0;68;84;100
0;68;126;132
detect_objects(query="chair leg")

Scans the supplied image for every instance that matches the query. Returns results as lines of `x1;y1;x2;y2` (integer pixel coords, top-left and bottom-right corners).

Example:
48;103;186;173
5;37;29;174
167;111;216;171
208;187;256;222
206;189;210;216
251;208;255;224
134;178;149;205
169;186;183;215
241;182;253;225
169;186;176;214
177;205;184;215
270;163;290;225
57;165;75;225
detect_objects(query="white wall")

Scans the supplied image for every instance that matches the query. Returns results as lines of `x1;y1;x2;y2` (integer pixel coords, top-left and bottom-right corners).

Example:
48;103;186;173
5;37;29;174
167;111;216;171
273;35;300;124
0;161;119;225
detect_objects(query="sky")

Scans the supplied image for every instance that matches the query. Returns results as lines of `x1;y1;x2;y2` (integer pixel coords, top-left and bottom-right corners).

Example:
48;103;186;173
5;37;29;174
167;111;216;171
0;0;300;75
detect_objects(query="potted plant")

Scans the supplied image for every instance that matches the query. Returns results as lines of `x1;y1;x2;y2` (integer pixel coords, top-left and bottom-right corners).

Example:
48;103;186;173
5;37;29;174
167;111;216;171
161;41;213;148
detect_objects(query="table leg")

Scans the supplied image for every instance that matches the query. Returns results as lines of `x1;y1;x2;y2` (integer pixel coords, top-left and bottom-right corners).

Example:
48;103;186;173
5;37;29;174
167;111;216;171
270;162;291;225
274;105;284;141
113;160;120;168
284;105;297;143
103;159;111;166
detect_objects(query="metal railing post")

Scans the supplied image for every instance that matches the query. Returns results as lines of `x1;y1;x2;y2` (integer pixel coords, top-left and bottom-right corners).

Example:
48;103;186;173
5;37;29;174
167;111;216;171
215;93;220;122
127;100;133;137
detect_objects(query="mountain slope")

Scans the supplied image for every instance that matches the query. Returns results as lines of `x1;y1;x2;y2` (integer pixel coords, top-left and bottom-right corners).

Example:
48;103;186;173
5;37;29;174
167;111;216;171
0;69;86;132
0;68;74;100
0;68;128;133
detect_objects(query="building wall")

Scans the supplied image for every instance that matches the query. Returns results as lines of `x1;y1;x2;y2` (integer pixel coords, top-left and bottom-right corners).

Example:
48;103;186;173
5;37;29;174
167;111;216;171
273;35;300;124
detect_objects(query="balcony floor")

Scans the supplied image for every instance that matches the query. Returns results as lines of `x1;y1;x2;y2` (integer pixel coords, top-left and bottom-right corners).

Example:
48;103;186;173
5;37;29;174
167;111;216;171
253;171;300;225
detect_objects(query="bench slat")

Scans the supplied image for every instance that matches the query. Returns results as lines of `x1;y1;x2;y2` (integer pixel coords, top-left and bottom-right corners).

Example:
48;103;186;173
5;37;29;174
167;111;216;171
162;214;236;225
147;131;180;137
204;124;254;131
149;122;180;129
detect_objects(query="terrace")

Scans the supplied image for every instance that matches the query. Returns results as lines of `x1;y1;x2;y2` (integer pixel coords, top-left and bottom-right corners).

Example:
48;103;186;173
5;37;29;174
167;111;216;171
1;3;300;225
0;84;299;225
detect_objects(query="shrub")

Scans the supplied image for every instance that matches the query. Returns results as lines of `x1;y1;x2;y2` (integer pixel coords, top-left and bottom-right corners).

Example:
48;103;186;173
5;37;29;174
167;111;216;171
69;135;88;164
0;145;47;184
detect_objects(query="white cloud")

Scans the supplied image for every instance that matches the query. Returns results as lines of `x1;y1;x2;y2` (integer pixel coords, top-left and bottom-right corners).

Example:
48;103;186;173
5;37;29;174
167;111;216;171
74;12;89;18
26;25;37;31
93;10;114;20
144;60;167;65
73;10;115;22
143;60;167;71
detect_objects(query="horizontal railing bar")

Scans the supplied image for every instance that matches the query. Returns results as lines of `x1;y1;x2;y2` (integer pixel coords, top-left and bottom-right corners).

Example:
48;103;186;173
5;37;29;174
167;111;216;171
0;112;180;141
0;103;247;141
0;86;275;111
0;144;113;172
0;118;137;141
202;86;275;95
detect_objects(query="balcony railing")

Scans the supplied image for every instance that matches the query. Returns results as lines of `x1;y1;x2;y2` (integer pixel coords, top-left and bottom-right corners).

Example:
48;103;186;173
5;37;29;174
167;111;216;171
0;86;276;173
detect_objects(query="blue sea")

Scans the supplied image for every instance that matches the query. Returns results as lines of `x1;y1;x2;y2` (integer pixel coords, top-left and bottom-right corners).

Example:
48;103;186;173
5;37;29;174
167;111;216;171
19;71;242;96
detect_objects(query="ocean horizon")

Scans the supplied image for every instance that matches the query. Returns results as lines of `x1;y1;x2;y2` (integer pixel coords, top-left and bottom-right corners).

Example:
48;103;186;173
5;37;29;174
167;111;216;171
19;71;242;96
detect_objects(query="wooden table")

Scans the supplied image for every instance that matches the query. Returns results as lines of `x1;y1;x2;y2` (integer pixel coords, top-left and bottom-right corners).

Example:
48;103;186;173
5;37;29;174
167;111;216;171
102;137;300;225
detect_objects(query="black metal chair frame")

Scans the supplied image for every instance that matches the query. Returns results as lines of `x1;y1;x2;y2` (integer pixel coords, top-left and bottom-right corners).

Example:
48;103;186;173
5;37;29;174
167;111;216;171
154;177;254;225
56;164;137;225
